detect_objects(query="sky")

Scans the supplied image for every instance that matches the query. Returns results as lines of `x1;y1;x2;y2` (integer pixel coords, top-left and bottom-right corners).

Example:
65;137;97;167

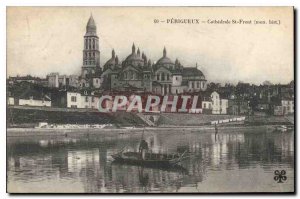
7;7;294;85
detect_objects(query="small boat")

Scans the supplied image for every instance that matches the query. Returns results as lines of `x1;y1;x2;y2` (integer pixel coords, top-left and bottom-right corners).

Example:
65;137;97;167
112;151;187;167
111;160;189;174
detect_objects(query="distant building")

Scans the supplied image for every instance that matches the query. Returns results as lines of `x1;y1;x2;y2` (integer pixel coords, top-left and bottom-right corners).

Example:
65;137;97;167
210;91;229;114
281;97;294;115
7;97;14;105
17;90;51;107
274;105;284;116
228;94;249;115
7;75;45;85
67;92;82;108
47;73;79;88
47;73;59;88
198;91;228;114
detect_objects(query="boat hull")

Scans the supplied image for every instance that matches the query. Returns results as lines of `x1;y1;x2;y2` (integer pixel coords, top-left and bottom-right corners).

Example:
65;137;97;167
111;153;181;167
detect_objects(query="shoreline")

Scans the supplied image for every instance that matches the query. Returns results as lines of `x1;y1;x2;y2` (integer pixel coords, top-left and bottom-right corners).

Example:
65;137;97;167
6;124;276;137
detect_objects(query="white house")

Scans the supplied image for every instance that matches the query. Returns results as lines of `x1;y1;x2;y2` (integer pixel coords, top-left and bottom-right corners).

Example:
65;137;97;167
211;91;220;114
204;91;229;115
67;92;82;108
80;90;100;109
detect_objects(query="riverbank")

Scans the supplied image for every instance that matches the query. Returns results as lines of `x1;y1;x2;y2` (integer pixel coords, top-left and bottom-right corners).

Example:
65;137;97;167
7;124;275;137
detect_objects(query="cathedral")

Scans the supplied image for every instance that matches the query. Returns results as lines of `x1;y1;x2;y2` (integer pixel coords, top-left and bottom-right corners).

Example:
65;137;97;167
80;15;207;94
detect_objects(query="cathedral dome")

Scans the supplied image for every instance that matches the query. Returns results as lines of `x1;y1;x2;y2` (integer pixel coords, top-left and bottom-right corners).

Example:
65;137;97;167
103;49;119;70
182;67;206;80
156;47;174;65
125;53;143;62
124;43;143;62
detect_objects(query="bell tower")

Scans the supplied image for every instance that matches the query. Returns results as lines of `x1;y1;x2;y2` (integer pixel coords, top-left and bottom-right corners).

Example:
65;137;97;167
81;14;100;78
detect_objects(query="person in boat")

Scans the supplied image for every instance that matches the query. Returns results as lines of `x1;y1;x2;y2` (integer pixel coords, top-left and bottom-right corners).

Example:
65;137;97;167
215;123;218;134
139;139;149;160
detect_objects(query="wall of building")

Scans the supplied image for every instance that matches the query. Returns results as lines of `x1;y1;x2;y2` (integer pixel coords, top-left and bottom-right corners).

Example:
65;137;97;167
282;100;294;114
67;92;82;108
93;78;102;88
172;75;182;86
220;99;228;114
19;99;51;107
48;73;59;88
211;92;220;114
7;97;15;105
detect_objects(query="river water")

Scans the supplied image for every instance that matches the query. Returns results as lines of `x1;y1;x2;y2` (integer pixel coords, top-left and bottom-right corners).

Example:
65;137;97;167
7;127;294;193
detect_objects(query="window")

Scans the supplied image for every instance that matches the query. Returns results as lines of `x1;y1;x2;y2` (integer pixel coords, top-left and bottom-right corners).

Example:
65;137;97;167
85;96;88;102
71;96;76;102
175;77;178;81
92;97;95;102
204;103;206;109
71;105;77;108
197;82;200;88
157;74;160;81
162;73;165;81
167;74;169;81
192;82;194;89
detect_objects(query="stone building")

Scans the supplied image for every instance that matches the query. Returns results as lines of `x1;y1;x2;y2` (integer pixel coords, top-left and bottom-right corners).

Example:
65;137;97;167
101;45;207;94
53;15;208;95
47;73;79;88
80;15;102;88
101;44;153;92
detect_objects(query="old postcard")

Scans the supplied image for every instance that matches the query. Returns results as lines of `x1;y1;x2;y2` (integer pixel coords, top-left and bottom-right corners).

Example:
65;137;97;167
6;7;294;193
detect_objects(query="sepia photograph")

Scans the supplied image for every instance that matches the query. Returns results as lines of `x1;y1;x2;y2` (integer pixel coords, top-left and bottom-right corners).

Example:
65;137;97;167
6;6;294;193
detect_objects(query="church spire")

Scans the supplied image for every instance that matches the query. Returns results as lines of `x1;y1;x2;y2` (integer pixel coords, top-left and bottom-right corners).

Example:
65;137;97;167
137;48;140;56
132;43;136;54
115;55;119;64
86;14;97;36
112;49;115;58
163;46;167;57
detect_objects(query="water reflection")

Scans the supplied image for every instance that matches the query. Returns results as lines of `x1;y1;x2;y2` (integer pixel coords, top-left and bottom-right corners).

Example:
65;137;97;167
7;128;294;193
